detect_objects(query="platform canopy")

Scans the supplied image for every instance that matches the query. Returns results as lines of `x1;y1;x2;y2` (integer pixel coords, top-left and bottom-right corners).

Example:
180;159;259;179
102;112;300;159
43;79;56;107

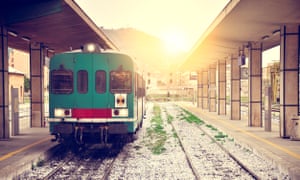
181;0;300;70
0;0;117;53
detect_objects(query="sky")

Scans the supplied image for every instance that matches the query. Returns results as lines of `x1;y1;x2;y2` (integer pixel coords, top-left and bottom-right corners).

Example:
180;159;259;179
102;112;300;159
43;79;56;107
75;0;230;53
75;0;279;67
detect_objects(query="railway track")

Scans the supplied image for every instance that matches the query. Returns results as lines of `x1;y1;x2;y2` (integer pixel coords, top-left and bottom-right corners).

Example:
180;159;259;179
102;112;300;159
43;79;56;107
40;147;120;180
42;155;74;180
100;157;116;180
164;104;258;179
169;121;201;180
194;123;259;179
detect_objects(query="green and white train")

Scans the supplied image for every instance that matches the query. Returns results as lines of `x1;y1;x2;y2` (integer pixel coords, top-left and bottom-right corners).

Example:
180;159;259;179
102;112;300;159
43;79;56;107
48;43;145;145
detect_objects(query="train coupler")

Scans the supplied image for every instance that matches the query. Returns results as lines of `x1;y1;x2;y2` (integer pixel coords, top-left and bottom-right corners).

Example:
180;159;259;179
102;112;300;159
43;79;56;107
74;126;84;145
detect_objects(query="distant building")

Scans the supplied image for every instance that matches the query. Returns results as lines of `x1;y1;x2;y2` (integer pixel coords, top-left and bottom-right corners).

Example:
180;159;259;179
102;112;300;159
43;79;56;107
263;61;280;103
9;48;30;78
8;48;30;103
145;69;197;102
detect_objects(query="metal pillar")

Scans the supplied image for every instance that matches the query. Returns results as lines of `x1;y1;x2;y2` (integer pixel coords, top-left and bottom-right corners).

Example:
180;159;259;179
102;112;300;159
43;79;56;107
218;60;226;115
280;24;300;138
11;88;19;135
0;26;9;139
230;55;241;120
30;43;45;127
264;86;272;131
209;64;216;112
248;42;262;127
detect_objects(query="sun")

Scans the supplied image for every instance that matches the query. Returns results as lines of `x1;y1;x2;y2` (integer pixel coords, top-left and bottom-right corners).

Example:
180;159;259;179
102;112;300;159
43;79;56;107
161;30;189;54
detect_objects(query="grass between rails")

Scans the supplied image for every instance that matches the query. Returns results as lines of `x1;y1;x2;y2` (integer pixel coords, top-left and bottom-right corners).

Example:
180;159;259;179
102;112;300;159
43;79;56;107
165;110;179;140
180;108;204;125
146;104;167;155
145;104;233;154
179;107;233;143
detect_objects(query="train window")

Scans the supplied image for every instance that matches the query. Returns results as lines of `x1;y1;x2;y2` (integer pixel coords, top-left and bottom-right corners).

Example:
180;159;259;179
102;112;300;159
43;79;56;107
136;73;145;97
95;70;106;93
77;70;88;94
110;71;132;93
50;70;73;94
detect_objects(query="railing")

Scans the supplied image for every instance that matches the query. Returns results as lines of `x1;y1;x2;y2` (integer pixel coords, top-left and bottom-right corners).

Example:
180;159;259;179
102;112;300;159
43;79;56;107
9;103;49;130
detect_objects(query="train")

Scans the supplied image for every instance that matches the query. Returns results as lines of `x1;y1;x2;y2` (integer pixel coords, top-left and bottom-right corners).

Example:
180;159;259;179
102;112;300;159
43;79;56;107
48;43;146;146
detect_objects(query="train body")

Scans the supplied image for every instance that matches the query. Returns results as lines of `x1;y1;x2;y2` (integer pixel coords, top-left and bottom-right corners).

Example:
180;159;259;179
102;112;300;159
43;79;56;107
48;46;145;145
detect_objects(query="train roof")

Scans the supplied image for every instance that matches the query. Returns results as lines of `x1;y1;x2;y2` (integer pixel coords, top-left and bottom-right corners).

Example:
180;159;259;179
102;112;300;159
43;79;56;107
51;43;142;73
52;43;133;59
55;49;130;57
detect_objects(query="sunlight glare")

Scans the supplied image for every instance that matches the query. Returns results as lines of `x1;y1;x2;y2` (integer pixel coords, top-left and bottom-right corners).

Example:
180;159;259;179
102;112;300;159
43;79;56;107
161;30;189;54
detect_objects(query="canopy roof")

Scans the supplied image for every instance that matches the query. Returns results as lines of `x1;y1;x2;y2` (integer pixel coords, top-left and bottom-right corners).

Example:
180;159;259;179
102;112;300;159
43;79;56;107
1;0;117;53
182;0;300;70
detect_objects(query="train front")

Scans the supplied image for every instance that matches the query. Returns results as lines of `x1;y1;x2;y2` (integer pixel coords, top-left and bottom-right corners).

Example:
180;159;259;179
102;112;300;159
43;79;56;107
48;44;140;145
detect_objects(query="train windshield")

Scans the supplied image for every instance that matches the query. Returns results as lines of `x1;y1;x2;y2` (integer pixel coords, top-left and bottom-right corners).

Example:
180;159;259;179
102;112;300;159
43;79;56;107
50;69;73;94
110;71;132;93
77;70;88;94
96;70;106;93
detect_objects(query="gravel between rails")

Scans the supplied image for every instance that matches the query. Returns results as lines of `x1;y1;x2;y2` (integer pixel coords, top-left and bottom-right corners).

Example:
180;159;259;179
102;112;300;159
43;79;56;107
108;102;196;180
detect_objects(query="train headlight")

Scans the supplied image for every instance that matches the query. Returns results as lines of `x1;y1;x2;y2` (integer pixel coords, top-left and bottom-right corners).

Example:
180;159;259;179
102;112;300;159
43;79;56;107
54;108;72;117
112;108;128;117
115;94;127;108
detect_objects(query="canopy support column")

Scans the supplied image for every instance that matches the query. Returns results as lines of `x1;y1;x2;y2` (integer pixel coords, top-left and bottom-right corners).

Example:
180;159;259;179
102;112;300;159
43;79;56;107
248;42;262;127
30;43;45;127
218;60;226;115
280;24;300;138
230;55;241;120
0;26;9;139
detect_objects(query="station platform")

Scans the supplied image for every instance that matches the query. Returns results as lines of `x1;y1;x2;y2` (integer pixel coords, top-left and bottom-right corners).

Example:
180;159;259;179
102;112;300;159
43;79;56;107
0;127;56;179
178;102;300;179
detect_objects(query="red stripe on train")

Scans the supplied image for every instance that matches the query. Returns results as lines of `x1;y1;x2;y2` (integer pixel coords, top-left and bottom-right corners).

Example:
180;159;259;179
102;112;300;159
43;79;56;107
72;108;112;118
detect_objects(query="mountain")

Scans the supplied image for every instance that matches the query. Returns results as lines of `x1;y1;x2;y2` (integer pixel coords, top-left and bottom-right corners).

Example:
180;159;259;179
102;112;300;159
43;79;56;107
102;28;186;73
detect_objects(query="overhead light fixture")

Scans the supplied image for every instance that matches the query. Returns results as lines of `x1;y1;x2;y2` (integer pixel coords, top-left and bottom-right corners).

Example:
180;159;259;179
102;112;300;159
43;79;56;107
82;43;101;53
21;36;30;42
8;30;18;37
261;35;270;41
272;29;280;36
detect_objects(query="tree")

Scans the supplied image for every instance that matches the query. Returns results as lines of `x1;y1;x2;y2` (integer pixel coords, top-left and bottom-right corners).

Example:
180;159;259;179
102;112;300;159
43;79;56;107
24;77;30;92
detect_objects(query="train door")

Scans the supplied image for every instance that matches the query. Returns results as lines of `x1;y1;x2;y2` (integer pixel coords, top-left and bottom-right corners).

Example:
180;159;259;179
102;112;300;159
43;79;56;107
92;54;109;109
73;54;93;109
